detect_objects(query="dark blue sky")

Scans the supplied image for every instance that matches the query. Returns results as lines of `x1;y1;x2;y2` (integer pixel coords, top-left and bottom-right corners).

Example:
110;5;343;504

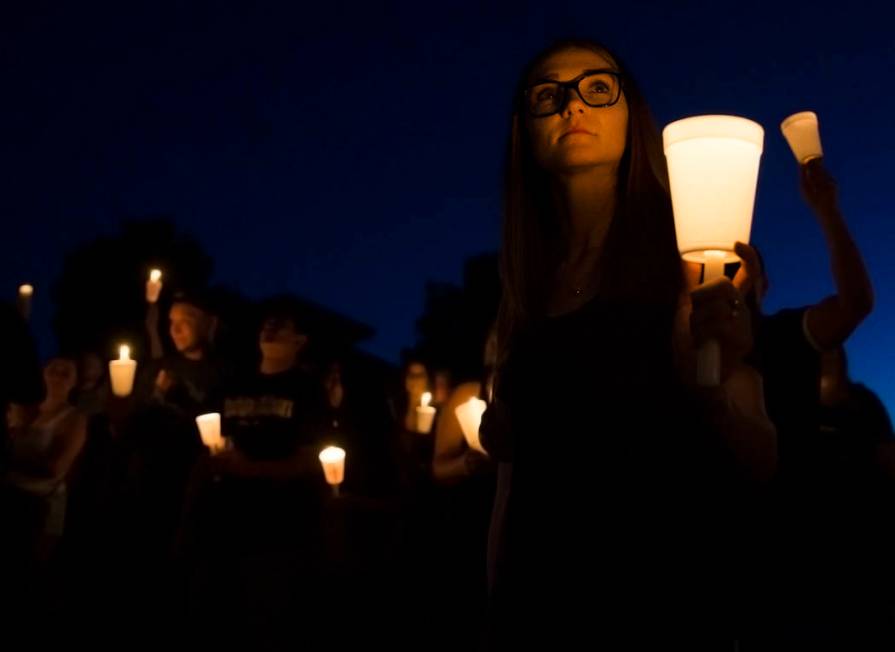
3;1;893;412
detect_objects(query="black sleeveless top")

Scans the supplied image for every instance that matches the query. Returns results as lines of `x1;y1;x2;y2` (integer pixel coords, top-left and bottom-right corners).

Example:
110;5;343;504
485;294;753;644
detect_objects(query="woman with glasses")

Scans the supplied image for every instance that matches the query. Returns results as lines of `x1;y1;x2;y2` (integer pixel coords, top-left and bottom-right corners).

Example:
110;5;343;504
480;40;777;647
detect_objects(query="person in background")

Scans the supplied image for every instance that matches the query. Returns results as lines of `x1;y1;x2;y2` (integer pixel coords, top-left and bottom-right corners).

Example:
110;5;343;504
734;156;875;642
137;289;226;417
739;158;873;482
431;369;453;410
72;351;108;417
180;298;324;646
3;358;86;563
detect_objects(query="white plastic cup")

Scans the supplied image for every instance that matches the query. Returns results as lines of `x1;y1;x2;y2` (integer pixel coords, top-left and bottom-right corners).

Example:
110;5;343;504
781;111;823;164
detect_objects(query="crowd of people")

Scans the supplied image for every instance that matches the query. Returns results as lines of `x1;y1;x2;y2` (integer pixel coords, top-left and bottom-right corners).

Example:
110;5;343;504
2;38;893;650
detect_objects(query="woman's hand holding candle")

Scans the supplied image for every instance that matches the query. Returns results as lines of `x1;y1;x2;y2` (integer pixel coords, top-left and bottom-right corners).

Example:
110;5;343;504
689;277;752;384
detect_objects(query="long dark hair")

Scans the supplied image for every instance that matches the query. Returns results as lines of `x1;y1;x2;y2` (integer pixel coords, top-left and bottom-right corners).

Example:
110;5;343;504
496;39;683;362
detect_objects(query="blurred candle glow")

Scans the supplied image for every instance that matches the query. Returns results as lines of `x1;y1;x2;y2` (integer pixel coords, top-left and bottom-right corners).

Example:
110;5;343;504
781;111;823;164
415;391;436;434
17;284;34;320
455;396;488;455
663;115;764;386
146;269;163;303
319;446;346;495
109;344;137;397
195;412;226;454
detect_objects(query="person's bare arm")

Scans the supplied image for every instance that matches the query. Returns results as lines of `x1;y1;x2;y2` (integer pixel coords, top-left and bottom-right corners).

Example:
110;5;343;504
687;278;778;482
146;303;165;360
13;412;88;479
799;160;874;350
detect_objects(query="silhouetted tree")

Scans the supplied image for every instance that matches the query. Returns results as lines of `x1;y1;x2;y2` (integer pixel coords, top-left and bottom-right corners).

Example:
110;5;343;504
51;218;213;358
411;252;500;382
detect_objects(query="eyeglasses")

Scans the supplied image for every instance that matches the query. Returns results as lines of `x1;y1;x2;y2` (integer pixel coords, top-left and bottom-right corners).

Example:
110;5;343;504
523;69;623;117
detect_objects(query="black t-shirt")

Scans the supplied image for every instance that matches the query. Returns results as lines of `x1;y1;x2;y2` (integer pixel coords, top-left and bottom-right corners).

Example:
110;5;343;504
223;368;318;461
486;294;750;640
751;307;821;476
136;354;229;419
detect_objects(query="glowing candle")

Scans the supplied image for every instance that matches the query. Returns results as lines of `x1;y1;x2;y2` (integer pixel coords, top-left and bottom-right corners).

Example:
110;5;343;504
146;269;163;303
318;446;346;496
415;391;436;434
195;412;226;454
109;344;138;397
454;396;488;455
17;284;33;320
664;115;764;386
781;111;823;164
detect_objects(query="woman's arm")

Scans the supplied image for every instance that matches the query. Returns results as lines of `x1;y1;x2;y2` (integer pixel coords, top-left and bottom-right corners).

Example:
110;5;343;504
677;276;778;482
15;412;88;480
700;367;778;483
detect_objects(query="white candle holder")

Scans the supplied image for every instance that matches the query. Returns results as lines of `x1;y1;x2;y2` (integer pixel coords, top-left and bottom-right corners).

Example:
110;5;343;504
415;391;436;434
109;344;138;397
195;412;226;454
319;446;346;496
781;111;823;164
664;115;764;387
455;396;488;455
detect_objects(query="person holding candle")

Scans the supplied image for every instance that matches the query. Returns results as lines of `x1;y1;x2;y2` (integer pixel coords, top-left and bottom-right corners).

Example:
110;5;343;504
480;39;778;646
3;358;87;563
120;289;228;571
136;289;226;415
215;299;319;481
389;358;438;493
179;298;329;634
731;153;876;635
737;159;874;479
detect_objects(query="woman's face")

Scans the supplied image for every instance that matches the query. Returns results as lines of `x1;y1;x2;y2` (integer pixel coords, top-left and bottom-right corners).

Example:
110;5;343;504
525;48;629;175
44;358;77;398
404;362;428;397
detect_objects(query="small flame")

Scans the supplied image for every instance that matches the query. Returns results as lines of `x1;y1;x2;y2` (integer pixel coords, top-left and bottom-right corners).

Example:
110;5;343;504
18;284;34;297
119;344;130;361
421;391;432;408
149;269;162;282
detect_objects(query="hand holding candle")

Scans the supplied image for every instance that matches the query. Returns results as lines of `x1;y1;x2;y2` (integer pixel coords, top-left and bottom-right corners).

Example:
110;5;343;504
415;391;436;434
454;396;488;455
145;269;163;303
109;344;138;397
195;412;226;454
318;446;346;496
663;114;764;386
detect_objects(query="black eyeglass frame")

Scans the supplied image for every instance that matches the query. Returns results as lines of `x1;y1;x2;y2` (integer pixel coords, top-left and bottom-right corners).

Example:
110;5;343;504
522;68;624;117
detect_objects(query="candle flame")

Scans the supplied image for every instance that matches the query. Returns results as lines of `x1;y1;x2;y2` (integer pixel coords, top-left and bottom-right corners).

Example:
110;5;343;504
18;284;34;297
149;269;162;282
421;391;432;408
319;446;346;464
119;344;130;361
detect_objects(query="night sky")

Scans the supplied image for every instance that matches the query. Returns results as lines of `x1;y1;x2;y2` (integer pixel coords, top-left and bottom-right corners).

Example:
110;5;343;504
3;2;893;412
